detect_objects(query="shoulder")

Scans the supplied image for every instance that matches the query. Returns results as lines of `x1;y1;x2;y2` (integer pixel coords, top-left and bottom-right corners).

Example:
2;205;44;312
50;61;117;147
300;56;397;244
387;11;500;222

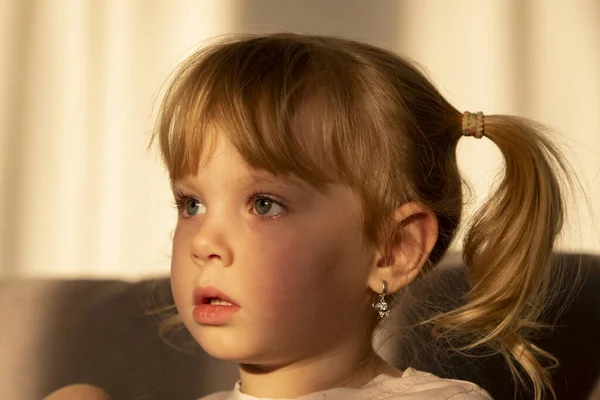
43;384;111;400
196;391;231;400
443;390;492;400
369;368;493;400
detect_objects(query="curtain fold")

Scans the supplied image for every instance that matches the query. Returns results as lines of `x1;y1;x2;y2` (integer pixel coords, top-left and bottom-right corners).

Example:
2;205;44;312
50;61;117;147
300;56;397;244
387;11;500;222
1;0;598;279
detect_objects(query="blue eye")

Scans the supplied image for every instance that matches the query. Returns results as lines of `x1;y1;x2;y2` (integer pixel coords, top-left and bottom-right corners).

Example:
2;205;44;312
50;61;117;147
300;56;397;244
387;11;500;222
250;194;285;218
185;198;201;217
173;192;205;218
254;197;273;215
172;190;286;220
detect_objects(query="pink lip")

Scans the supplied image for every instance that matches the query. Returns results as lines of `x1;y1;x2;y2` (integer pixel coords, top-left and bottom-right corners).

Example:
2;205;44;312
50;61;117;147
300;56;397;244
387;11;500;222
193;286;238;306
192;286;240;326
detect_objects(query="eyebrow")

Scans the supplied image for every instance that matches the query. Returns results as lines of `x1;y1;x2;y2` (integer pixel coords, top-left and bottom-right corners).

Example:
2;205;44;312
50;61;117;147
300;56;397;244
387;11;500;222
172;172;310;191
239;173;307;188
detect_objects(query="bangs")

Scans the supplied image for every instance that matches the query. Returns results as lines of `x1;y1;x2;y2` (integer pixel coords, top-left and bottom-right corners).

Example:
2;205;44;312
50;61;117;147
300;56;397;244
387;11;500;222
154;34;373;191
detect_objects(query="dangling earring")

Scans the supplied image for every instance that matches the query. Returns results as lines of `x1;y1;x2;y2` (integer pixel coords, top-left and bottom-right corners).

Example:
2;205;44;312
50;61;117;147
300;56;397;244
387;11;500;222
372;280;390;318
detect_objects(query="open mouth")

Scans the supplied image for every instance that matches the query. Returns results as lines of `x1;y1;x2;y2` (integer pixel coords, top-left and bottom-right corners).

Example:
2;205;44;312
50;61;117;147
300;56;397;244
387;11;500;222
193;291;240;325
204;297;234;306
194;286;238;307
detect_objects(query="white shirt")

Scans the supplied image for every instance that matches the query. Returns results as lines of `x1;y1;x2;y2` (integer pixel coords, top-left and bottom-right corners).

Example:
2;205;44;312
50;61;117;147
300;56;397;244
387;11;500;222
199;368;493;400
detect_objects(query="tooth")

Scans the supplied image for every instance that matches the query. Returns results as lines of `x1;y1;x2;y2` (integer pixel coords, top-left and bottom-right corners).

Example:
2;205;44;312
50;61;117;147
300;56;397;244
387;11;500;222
210;298;233;306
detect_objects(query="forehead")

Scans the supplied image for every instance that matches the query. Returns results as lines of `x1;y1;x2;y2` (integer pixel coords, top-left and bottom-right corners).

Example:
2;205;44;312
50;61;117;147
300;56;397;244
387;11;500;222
172;135;315;189
160;75;348;185
155;36;368;194
174;121;340;191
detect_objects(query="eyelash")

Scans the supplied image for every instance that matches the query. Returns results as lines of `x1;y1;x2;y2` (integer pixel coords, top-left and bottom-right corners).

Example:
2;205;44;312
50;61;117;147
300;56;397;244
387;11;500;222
171;189;286;220
171;190;190;214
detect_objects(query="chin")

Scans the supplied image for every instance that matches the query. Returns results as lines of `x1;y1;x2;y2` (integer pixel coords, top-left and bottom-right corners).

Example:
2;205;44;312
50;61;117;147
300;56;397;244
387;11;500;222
189;325;262;362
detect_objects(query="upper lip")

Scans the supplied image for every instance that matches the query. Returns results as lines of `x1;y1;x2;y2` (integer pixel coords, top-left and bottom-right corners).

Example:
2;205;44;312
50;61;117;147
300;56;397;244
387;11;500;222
193;286;238;306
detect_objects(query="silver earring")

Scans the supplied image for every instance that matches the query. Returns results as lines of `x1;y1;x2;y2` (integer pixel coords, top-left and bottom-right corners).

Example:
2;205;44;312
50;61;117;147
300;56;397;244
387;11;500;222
372;280;390;318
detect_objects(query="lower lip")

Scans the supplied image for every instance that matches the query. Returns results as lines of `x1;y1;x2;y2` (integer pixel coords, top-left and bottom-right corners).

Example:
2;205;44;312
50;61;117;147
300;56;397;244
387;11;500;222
192;303;240;325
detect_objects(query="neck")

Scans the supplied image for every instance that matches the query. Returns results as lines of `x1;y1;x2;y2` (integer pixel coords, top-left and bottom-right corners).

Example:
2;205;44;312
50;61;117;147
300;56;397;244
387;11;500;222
237;342;402;398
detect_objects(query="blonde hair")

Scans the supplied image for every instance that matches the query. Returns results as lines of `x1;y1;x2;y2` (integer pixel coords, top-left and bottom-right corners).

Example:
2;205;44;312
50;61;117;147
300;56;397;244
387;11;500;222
149;33;576;399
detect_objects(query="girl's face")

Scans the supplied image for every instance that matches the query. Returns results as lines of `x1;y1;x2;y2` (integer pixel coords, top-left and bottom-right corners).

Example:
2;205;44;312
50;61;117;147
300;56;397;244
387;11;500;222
170;133;377;367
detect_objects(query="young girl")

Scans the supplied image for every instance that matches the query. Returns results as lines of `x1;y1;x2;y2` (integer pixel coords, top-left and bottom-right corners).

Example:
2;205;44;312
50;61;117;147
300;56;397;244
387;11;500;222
46;33;574;400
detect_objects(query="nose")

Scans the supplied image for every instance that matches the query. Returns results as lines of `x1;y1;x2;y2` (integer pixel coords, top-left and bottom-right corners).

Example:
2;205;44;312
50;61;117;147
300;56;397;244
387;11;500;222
189;213;233;267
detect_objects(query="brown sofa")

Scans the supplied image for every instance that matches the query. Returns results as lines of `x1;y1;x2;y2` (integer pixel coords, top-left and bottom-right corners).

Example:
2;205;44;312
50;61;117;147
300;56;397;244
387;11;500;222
1;253;598;400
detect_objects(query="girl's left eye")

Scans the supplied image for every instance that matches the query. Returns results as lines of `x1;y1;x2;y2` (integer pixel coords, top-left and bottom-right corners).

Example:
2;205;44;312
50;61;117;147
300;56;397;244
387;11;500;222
249;193;286;218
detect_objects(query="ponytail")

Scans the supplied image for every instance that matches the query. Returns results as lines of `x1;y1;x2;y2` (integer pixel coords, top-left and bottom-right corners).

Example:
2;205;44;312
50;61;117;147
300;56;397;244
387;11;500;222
433;115;574;400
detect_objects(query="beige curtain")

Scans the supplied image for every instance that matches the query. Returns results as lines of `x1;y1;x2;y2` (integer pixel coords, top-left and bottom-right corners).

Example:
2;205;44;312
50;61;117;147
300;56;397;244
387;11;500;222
1;0;599;279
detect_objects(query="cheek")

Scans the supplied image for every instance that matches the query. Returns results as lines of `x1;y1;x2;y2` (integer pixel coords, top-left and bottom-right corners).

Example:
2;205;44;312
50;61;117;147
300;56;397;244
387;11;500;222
245;223;368;316
170;225;192;309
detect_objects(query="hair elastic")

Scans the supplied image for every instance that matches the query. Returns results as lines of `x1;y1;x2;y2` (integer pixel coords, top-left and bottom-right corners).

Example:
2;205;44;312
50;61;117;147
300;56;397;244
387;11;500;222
462;111;485;138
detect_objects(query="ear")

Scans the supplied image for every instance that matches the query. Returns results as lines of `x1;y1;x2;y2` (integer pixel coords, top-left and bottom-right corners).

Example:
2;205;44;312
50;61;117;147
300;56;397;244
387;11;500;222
367;202;439;295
